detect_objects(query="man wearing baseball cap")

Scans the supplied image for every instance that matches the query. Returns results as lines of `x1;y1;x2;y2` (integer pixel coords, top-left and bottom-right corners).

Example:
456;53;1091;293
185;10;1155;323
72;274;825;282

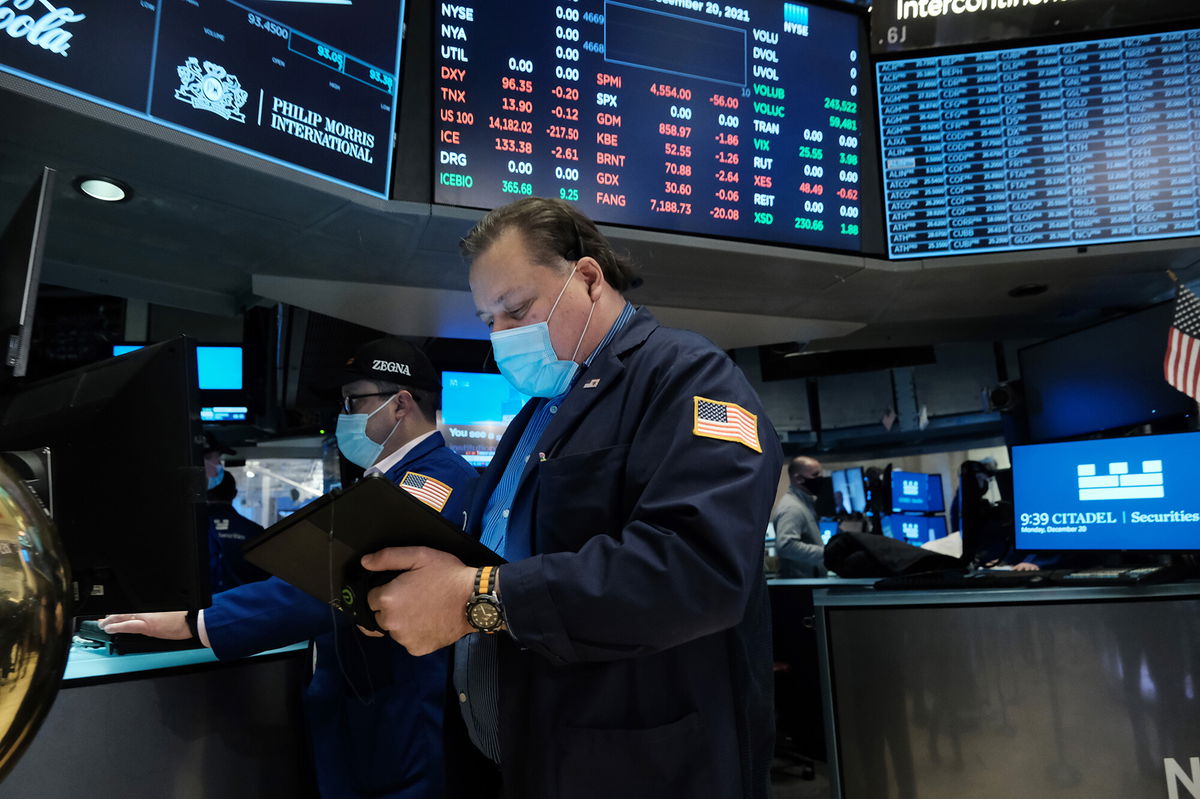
101;337;478;799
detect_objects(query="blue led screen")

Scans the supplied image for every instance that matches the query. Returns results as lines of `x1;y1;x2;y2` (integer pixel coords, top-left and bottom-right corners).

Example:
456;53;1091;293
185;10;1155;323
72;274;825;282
1013;432;1200;551
890;470;944;514
877;28;1200;258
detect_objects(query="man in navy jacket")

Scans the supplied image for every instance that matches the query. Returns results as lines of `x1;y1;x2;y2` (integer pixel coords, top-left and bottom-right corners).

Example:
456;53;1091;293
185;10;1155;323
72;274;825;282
363;199;783;798
102;338;478;799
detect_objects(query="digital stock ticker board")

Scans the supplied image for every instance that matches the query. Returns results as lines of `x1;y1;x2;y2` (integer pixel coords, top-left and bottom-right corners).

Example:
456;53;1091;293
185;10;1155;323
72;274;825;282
434;0;869;252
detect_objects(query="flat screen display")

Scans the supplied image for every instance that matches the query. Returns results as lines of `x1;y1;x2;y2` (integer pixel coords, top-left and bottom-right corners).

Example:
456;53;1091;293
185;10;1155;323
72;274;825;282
877;27;1200;258
881;513;946;544
0;0;405;196
434;0;868;251
1019;303;1194;443
115;344;242;390
890;470;944;513
1013;431;1200;551
438;371;530;468
831;466;866;513
819;518;839;545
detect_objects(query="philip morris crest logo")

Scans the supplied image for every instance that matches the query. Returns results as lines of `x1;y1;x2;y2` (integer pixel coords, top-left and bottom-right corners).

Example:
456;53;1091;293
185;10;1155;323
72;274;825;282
174;57;249;122
0;0;86;56
1076;460;1164;502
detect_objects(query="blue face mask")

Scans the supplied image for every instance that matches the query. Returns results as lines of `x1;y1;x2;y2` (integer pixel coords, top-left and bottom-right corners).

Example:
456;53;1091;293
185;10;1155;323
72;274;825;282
491;265;596;398
207;462;224;492
336;394;400;469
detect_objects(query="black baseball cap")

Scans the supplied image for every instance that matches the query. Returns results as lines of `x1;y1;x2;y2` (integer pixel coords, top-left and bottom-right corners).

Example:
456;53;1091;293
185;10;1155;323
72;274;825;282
334;337;440;393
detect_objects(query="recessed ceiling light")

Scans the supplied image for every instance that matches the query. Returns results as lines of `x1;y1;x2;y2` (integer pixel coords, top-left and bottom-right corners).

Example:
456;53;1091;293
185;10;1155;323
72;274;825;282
74;176;132;203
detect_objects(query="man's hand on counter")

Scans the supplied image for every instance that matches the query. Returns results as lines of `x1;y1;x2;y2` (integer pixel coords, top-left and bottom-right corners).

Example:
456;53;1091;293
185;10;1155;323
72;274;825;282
100;612;195;641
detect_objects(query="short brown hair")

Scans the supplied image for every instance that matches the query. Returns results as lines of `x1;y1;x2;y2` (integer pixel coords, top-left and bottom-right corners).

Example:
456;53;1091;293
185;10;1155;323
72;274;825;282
460;197;641;292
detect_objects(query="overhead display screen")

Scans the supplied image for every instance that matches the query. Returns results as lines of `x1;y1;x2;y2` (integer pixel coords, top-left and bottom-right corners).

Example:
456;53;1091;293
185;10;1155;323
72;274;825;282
0;0;404;196
434;0;868;251
878;27;1200;259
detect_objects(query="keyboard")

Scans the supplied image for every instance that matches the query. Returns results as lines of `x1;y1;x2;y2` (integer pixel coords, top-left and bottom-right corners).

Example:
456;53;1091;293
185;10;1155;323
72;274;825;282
874;565;1180;591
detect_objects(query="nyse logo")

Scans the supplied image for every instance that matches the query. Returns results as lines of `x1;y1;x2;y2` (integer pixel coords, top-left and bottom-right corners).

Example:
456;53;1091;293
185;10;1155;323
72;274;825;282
902;521;920;539
902;479;920;496
372;359;411;377
1165;757;1199;799
0;0;86;56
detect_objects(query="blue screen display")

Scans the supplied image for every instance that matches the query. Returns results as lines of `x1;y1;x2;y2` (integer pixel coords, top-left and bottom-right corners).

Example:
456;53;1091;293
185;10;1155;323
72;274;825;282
877;27;1200;258
114;345;242;390
1013;432;1200;551
439;372;530;468
819;518;839;545
881;514;946;545
831;466;867;513
890;470;944;513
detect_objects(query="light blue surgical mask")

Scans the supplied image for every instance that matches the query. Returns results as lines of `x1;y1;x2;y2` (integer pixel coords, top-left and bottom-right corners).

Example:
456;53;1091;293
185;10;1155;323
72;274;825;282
336;394;401;469
206;462;225;492
491;265;596;398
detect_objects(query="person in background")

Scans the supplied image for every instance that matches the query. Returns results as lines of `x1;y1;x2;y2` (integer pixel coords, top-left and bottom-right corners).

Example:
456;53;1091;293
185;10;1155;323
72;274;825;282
101;338;478;799
206;470;268;590
357;198;783;798
773;455;828;578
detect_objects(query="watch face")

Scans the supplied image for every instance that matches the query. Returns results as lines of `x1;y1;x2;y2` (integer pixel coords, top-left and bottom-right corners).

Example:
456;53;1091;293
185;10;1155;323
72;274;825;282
468;599;500;630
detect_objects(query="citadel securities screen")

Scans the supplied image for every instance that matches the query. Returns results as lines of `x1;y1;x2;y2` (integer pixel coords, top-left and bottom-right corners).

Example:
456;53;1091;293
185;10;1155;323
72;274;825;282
0;0;404;196
434;0;867;251
877;27;1200;258
1013;432;1200;551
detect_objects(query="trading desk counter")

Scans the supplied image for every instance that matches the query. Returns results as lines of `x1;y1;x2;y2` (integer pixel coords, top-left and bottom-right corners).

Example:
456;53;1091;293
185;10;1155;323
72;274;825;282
2;642;316;798
813;581;1200;799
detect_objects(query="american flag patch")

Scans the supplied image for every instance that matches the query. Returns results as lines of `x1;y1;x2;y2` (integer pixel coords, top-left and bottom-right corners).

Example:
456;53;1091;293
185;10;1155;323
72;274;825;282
693;396;761;453
399;472;453;512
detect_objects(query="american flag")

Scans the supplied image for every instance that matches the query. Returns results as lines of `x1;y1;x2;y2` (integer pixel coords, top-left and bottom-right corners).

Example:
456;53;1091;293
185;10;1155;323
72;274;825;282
693;396;761;453
400;472;453;511
1165;282;1200;401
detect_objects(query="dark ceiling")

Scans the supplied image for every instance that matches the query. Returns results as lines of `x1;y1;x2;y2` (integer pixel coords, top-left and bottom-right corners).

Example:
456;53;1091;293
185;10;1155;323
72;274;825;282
3;75;1199;352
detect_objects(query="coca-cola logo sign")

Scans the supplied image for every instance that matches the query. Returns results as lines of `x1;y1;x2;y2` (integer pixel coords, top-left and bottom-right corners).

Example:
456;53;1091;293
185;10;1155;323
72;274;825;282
0;0;86;57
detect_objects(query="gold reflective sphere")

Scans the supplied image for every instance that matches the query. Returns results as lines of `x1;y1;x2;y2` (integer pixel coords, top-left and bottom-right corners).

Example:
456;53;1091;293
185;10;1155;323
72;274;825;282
0;459;71;782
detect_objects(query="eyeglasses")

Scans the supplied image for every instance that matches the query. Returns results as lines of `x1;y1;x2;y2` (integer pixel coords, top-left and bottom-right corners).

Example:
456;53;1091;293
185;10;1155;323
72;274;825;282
340;391;420;414
340;392;393;414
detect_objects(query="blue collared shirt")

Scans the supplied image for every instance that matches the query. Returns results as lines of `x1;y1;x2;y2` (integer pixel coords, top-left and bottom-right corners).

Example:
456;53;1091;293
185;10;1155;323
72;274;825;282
455;302;635;762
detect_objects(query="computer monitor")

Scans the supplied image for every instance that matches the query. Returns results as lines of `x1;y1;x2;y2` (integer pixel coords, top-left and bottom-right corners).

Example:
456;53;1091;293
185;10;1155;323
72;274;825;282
831;467;867;514
0;167;54;382
113;344;248;422
819;519;840;545
0;337;209;614
1019;303;1194;443
437;371;531;468
1012;431;1200;552
881;514;947;546
890;471;945;514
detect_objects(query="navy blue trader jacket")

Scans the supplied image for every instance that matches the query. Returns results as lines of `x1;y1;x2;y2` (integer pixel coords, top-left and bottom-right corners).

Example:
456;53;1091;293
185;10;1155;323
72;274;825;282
468;308;783;799
207;501;269;591
205;432;478;799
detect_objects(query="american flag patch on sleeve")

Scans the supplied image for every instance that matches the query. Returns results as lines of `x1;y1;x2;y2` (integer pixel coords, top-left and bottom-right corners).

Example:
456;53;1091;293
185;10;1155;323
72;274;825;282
399;471;453;512
693;396;761;453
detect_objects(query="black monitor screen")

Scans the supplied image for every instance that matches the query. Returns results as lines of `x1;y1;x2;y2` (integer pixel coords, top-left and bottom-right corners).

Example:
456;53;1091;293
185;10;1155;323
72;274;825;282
0;1;405;196
1013;431;1200;551
0;338;208;613
434;0;869;251
890;470;944;513
1019;303;1194;443
877;27;1200;258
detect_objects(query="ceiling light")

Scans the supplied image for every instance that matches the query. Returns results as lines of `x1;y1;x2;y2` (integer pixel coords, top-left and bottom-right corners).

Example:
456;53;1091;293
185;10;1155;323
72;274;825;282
74;176;132;203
